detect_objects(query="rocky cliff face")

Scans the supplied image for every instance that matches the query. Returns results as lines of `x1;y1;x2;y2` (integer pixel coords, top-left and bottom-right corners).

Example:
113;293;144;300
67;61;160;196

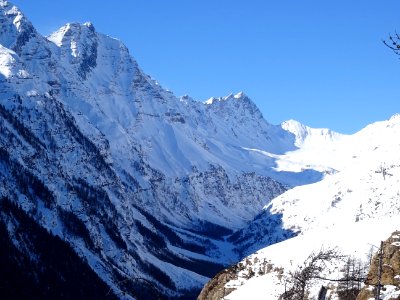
357;232;400;300
197;265;239;300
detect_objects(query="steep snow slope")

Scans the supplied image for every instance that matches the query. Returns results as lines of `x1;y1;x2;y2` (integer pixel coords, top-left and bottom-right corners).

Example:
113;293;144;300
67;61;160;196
44;19;309;229
242;120;346;186
252;120;347;174
272;114;400;233
211;115;400;299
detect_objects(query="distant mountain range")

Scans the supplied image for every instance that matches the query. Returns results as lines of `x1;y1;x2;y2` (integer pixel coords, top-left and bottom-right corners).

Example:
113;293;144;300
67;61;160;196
1;1;399;299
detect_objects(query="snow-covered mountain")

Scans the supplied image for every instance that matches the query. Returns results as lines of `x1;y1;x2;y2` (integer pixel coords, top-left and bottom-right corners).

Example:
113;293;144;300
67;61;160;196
0;1;336;299
2;1;398;299
201;115;400;299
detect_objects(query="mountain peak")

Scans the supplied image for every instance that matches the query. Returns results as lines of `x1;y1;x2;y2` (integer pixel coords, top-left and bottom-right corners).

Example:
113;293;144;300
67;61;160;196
234;91;247;99
389;113;400;122
0;1;37;52
0;1;30;32
221;91;248;101
281;119;307;132
48;22;99;78
83;21;95;31
65;21;96;33
0;0;9;9
205;92;249;104
204;92;265;125
281;119;343;147
48;22;97;46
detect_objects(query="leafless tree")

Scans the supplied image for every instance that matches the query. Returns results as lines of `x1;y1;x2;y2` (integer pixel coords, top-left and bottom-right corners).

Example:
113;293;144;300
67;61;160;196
375;164;393;180
337;257;368;300
280;249;341;300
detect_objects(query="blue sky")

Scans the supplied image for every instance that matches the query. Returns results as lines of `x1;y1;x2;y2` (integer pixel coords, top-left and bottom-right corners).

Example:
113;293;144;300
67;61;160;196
11;0;400;133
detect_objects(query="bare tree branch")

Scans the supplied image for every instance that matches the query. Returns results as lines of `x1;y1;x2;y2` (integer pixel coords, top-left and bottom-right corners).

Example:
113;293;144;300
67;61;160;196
383;32;400;55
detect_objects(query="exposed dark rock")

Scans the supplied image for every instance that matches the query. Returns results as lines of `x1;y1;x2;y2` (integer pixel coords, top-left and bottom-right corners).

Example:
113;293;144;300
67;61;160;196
357;231;400;300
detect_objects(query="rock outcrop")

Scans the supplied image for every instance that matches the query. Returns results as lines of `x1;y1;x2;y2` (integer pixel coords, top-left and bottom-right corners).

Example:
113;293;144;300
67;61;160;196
357;231;400;300
197;265;239;300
